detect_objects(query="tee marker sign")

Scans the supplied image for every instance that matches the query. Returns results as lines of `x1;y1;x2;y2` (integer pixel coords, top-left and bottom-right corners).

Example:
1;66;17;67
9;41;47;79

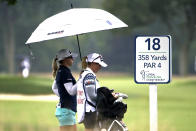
134;35;172;131
135;35;172;84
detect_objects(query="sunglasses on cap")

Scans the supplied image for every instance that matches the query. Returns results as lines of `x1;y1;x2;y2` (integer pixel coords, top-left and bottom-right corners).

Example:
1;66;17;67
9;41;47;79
92;55;104;62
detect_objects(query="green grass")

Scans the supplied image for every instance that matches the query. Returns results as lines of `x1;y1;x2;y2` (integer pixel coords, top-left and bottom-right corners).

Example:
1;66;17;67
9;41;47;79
0;100;85;131
0;75;53;94
99;76;196;131
0;74;196;131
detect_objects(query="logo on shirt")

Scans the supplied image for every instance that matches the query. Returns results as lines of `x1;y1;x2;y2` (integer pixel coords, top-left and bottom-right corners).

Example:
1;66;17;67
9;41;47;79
84;73;95;87
84;80;95;86
77;91;84;104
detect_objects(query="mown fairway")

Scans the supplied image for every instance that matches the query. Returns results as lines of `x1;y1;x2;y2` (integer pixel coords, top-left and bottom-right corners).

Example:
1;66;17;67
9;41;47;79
0;74;196;131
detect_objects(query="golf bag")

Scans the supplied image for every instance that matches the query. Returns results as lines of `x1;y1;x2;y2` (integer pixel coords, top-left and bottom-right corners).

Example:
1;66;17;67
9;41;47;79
96;87;128;131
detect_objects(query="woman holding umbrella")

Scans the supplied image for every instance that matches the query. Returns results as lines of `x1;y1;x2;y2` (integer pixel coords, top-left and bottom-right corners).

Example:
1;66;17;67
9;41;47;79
77;53;108;131
52;49;78;131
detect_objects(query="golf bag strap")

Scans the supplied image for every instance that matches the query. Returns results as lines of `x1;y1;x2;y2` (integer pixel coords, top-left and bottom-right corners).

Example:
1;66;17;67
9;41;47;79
86;100;96;108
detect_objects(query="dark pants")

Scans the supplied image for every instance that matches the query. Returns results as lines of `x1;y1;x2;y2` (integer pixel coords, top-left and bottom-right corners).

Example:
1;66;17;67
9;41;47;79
83;111;97;129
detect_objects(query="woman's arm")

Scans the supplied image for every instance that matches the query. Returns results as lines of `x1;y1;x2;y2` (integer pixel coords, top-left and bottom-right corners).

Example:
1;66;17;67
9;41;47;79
52;80;59;97
64;83;77;96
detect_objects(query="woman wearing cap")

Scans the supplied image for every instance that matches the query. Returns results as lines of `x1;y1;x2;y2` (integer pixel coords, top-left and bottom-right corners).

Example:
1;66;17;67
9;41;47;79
52;49;78;131
77;53;107;131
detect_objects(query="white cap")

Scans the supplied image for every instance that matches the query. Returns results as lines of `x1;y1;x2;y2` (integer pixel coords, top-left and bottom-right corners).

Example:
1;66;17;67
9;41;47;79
86;53;108;67
56;49;78;62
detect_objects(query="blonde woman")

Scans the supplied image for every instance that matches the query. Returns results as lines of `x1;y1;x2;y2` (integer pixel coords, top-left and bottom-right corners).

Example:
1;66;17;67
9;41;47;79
77;53;108;131
52;49;78;131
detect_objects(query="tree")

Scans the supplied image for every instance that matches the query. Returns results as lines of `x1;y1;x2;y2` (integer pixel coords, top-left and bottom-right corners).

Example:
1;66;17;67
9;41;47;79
0;0;17;5
0;0;98;73
0;3;16;74
149;0;196;76
103;0;196;76
0;0;58;73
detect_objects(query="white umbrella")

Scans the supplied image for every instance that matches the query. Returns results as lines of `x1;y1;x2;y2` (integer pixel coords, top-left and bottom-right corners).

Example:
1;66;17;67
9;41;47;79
26;8;128;60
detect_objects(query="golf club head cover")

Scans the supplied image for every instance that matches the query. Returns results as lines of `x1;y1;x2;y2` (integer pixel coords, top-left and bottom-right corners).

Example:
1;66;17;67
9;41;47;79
116;93;128;99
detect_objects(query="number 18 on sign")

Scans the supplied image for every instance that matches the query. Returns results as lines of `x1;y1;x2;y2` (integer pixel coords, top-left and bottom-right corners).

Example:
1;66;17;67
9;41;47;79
135;35;172;84
134;35;172;131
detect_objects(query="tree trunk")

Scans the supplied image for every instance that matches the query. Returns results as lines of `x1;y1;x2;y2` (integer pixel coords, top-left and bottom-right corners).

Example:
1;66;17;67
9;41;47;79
3;6;15;74
179;44;188;76
7;18;15;74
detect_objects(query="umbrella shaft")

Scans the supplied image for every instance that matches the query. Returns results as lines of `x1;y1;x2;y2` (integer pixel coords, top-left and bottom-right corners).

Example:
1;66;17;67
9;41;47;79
76;35;82;61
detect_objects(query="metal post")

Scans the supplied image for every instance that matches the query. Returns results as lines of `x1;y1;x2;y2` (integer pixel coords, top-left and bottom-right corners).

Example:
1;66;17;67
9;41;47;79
149;84;158;131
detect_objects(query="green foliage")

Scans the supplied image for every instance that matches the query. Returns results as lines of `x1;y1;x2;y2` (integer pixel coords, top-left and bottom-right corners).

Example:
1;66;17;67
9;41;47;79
103;0;196;75
1;0;196;74
0;0;111;73
0;0;17;5
103;0;154;33
103;0;196;33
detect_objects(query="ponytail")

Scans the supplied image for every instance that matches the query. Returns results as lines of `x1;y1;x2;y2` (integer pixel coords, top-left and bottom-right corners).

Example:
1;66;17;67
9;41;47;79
80;56;88;75
82;56;87;70
52;57;58;78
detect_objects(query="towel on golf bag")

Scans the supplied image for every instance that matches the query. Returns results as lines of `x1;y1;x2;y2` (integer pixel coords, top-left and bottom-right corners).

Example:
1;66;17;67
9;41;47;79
96;87;127;120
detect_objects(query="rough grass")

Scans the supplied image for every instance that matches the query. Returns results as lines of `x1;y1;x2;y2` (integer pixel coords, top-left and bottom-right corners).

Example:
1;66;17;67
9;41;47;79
0;74;196;131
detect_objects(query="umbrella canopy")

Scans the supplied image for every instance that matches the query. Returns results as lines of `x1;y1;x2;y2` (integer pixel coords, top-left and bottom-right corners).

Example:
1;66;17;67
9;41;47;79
25;8;128;44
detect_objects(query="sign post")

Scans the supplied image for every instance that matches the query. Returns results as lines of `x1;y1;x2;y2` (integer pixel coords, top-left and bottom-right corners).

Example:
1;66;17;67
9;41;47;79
149;84;157;131
134;35;172;131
